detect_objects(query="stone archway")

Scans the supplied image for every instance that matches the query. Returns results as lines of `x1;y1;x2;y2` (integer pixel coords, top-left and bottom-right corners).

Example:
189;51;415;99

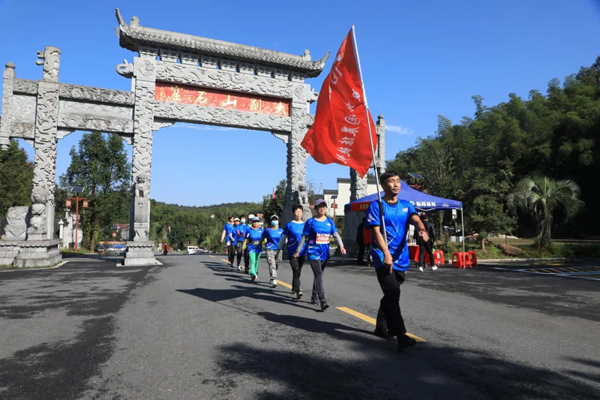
0;9;329;266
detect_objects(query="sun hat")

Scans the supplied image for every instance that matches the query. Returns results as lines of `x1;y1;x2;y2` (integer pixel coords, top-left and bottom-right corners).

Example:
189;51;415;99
314;199;327;207
270;215;280;220
234;217;240;221
251;217;260;222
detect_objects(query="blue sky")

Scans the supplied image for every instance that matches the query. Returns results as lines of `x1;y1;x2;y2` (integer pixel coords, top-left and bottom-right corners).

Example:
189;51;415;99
1;0;599;206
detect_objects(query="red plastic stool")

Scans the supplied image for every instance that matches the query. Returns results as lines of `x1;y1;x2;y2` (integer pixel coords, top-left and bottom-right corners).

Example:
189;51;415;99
433;250;445;266
467;251;478;266
409;245;420;262
452;252;472;269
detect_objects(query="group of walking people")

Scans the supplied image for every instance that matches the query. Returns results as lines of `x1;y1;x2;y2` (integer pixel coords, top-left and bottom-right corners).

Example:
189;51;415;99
221;199;346;311
220;170;430;351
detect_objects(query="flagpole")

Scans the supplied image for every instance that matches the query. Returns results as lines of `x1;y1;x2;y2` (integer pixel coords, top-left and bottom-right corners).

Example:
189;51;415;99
351;25;388;244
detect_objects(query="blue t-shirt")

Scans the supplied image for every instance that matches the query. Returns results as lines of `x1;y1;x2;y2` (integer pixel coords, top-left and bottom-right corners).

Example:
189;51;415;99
365;199;417;271
283;221;306;256
303;217;337;261
224;223;234;243
245;227;264;253
235;224;248;243
263;227;283;251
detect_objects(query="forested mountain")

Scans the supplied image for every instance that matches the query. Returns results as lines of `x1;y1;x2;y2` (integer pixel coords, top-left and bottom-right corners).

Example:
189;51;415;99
150;200;262;251
388;57;600;237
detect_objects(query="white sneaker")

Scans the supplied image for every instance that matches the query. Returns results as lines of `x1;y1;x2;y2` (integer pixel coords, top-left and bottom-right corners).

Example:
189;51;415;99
432;265;438;271
238;266;243;272
271;279;277;288
418;266;424;272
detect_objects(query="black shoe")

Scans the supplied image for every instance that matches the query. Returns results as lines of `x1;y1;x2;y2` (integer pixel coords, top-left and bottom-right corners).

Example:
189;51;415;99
311;298;318;305
374;328;391;339
397;334;417;350
321;302;329;311
297;291;303;299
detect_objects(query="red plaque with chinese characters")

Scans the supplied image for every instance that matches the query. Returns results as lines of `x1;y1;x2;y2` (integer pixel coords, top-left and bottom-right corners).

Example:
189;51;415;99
154;82;290;116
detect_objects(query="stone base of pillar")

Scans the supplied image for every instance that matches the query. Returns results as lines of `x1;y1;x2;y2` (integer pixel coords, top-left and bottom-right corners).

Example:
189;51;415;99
122;241;157;266
0;241;21;265
8;239;62;268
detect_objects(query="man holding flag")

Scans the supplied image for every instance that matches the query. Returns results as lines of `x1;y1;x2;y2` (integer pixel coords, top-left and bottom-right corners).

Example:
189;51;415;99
302;27;424;351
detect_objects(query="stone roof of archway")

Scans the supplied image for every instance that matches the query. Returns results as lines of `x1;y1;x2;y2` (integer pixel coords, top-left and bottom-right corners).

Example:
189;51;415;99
115;9;329;78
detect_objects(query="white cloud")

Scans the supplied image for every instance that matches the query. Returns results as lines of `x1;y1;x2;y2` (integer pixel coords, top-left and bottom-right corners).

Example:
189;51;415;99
170;123;233;132
386;124;413;135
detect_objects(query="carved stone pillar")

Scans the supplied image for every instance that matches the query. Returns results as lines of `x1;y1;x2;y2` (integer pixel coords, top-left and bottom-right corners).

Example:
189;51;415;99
283;106;310;224
123;56;157;266
376;114;386;175
30;47;60;242
0;62;16;151
350;169;369;202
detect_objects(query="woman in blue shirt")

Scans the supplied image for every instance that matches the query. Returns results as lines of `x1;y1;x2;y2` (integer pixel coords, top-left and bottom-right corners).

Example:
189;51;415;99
263;215;283;288
294;199;346;311
277;204;306;299
243;217;265;281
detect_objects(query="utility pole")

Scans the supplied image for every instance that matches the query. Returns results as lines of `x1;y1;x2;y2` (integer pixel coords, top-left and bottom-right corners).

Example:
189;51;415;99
66;186;88;252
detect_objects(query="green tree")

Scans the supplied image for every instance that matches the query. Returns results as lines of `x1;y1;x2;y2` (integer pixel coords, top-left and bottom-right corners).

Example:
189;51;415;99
0;140;33;219
60;132;130;251
262;179;286;219
507;176;584;246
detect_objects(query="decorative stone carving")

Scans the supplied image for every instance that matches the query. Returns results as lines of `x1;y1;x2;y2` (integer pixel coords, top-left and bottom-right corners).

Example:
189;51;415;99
283;106;310;224
28;187;48;240
36;47;60;82
13;78;38;95
59;83;134;105
133;173;150;241
1;62;16;150
350;168;369;202
154;102;291;132
13;95;37;123
129;57;156;246
116;59;134;78
32;75;59;240
271;132;289;144
58;114;134;134
295;183;312;222
155;62;296;99
4;207;29;240
13;239;61;268
115;8;329;77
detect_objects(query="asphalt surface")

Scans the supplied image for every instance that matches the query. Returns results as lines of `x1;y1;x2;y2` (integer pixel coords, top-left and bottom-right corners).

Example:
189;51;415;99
0;254;599;400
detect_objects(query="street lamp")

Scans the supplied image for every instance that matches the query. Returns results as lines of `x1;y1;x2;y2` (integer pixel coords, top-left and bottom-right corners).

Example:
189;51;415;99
66;185;88;252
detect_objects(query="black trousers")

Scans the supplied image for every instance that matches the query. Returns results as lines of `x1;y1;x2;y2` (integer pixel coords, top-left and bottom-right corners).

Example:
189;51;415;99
418;238;435;267
375;268;407;337
357;242;366;264
290;255;306;294
244;248;250;270
310;259;328;304
227;245;237;265
235;242;243;266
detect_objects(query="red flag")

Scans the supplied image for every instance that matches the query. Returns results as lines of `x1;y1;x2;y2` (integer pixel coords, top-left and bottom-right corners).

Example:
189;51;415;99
301;28;377;177
272;188;276;200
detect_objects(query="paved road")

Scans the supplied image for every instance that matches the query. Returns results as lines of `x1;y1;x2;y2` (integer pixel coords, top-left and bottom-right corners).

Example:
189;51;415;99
1;254;599;399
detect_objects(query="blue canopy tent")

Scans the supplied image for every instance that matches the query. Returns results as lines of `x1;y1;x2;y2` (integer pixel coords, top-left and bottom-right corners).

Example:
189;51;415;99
344;182;462;213
344;181;465;259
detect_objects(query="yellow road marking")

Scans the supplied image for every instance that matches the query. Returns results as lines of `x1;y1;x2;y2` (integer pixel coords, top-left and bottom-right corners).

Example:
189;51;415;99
336;306;426;342
221;259;229;263
277;280;293;289
549;263;563;266
210;255;216;258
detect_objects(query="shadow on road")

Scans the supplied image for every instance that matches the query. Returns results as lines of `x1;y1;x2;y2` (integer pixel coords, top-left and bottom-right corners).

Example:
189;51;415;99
211;341;600;400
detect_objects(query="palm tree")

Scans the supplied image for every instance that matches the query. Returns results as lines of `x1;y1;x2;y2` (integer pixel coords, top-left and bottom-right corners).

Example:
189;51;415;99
507;176;584;247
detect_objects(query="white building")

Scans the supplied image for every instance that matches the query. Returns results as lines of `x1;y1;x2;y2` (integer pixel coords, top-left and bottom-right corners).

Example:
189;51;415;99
319;177;380;218
57;211;83;250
